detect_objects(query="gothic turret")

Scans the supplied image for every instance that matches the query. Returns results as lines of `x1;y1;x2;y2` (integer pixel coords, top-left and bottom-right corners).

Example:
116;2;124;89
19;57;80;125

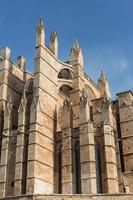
98;70;111;99
36;17;45;47
50;31;58;58
69;40;84;67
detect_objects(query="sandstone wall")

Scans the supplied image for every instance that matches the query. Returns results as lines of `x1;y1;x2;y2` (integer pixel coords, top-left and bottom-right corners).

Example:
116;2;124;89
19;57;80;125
1;194;133;200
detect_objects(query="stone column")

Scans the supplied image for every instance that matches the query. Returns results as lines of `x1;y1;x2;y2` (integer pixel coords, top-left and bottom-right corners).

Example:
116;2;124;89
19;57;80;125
0;102;12;198
101;99;119;193
79;93;97;194
60;99;74;194
14;94;27;195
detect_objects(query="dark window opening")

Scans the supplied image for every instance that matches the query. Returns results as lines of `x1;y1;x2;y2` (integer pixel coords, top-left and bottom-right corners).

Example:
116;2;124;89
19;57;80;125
90;106;93;122
21;133;29;194
75;141;81;194
60;85;73;96
11;181;14;187
95;142;103;193
116;112;125;172
58;68;72;80
0;111;4;160
26;81;33;94
11;106;18;130
58;146;62;194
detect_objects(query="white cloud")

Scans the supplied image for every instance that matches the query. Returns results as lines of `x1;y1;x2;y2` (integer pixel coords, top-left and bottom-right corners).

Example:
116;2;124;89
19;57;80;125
111;58;129;72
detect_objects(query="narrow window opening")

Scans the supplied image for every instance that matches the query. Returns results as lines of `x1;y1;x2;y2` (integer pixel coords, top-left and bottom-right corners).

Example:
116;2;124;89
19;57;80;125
75;141;81;194
0;110;4;160
116;112;125;172
11;106;18;130
58;146;62;194
90;106;93;122
95;142;103;193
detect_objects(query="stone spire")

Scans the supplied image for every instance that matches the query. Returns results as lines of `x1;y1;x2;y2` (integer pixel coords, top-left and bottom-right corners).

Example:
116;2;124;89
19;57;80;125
100;70;106;80
36;17;45;47
98;70;111;99
73;39;80;51
69;40;84;67
50;31;58;58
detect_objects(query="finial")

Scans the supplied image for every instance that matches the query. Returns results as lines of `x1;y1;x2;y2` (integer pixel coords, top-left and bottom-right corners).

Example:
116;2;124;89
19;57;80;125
100;69;106;80
37;17;45;31
39;17;44;26
69;39;84;67
50;31;57;42
50;31;58;58
36;17;45;47
73;39;80;51
98;69;111;99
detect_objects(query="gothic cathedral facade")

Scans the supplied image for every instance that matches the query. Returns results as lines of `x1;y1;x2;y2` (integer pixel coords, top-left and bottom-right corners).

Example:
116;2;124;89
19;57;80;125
0;18;133;198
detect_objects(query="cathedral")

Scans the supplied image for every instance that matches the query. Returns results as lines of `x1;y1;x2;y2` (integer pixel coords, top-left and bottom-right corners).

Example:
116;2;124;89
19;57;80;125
0;18;133;199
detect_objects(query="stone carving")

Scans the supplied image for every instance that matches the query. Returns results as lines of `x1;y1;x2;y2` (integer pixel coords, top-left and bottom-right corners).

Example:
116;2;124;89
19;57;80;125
58;97;72;130
2;131;9;138
102;98;112;125
18;92;27;113
5;102;12;116
80;88;92;106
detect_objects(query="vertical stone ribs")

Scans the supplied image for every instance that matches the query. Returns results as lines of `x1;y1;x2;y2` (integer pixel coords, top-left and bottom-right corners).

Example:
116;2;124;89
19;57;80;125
92;97;119;193
79;90;97;194
60;99;74;194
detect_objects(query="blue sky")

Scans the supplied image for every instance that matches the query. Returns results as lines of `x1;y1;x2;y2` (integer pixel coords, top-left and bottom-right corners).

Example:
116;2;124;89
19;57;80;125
0;0;132;98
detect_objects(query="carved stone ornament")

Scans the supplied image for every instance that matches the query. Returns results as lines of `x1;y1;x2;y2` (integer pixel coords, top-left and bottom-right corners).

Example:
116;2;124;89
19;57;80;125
102;98;112;125
80;88;92;107
2;131;9;138
18;92;27;113
5;102;13;116
58;97;72;130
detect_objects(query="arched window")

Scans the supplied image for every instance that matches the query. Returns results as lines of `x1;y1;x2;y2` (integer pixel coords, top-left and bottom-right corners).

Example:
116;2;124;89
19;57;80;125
58;68;73;80
95;141;103;193
60;85;73;96
74;140;81;194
